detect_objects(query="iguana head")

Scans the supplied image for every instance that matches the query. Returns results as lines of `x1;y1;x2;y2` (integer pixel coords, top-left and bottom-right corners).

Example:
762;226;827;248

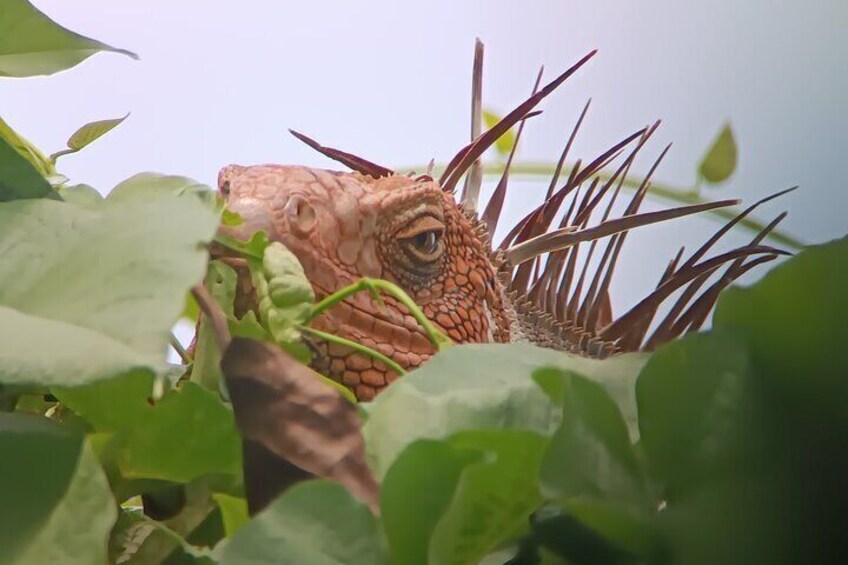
218;164;511;400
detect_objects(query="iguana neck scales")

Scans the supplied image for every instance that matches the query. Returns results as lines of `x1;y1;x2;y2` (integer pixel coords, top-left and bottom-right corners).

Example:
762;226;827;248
216;52;785;401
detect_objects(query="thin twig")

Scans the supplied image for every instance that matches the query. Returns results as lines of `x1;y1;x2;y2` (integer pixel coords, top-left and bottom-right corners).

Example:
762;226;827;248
191;284;231;352
169;332;193;364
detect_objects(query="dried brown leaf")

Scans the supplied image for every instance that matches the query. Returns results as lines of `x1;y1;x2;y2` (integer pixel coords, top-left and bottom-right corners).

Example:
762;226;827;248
221;338;380;515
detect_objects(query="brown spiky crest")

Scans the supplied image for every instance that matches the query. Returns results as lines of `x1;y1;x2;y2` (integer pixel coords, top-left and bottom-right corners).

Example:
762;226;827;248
291;44;791;357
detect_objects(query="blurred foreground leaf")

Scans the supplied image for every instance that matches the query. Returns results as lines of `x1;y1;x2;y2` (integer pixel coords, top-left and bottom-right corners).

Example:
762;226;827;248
714;235;848;413
221;480;388;565
0;414;115;565
539;369;648;507
363;343;646;477
637;332;756;495
56;374;241;484
0;175;218;387
0;0;137;77
636;237;848;564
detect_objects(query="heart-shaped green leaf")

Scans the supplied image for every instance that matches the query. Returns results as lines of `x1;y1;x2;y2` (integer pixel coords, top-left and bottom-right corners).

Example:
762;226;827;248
698;124;737;185
50;115;129;162
0;174;218;387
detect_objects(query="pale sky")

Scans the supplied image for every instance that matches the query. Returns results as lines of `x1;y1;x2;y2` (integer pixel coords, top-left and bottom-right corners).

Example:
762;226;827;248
6;1;847;317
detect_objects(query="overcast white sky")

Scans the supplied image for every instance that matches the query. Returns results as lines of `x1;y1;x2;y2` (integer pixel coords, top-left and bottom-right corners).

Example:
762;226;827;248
5;1;847;315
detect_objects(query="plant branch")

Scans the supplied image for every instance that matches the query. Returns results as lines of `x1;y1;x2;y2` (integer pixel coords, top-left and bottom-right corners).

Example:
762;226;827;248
169;332;192;364
191;284;231;352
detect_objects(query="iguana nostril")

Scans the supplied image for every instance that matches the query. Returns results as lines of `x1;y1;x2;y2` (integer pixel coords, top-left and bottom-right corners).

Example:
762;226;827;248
286;196;316;235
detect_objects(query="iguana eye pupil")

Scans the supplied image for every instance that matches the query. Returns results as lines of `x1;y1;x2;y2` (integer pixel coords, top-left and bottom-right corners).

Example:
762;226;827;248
413;231;439;254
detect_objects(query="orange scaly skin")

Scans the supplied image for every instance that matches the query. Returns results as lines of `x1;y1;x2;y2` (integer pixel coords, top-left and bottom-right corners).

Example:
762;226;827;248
218;164;512;401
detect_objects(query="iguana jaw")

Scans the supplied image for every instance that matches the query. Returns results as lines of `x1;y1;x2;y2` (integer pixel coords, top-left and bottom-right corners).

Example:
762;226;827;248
217;163;511;400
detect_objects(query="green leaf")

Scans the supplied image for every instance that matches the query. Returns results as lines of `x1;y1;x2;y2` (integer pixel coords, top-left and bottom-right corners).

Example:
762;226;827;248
363;343;646;478
214;230;270;260
0;414;116;564
636;332;755;495
58;183;103;208
698;123;737;184
57;375;241;483
0;133;55;201
538;369;647;508
255;242;315;362
0;176;218;386
50;114;129;162
221;480;389;565
109;487;219;565
714;236;848;421
532;503;651;565
641;238;848;565
108;172;213;202
212;493;249;537
380;440;481;565
430;430;548;564
221;207;244;227
535;369;657;562
658;476;793;565
0;116;54;178
482;109;517;157
118;381;241;482
703;237;848;562
191;260;269;391
182;291;200;322
0;0;137;77
53;370;158;432
191;264;231;391
382;430;547;565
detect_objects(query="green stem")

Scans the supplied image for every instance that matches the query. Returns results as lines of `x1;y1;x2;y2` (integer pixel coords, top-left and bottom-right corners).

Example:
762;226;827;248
298;325;407;376
48;148;77;163
397;161;805;250
308;278;452;351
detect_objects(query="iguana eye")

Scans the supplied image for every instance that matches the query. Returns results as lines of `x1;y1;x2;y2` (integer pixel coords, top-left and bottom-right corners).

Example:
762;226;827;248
397;215;445;263
413;231;439;253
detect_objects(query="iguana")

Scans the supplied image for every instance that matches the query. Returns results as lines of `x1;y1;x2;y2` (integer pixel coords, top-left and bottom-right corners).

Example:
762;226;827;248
214;50;787;401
